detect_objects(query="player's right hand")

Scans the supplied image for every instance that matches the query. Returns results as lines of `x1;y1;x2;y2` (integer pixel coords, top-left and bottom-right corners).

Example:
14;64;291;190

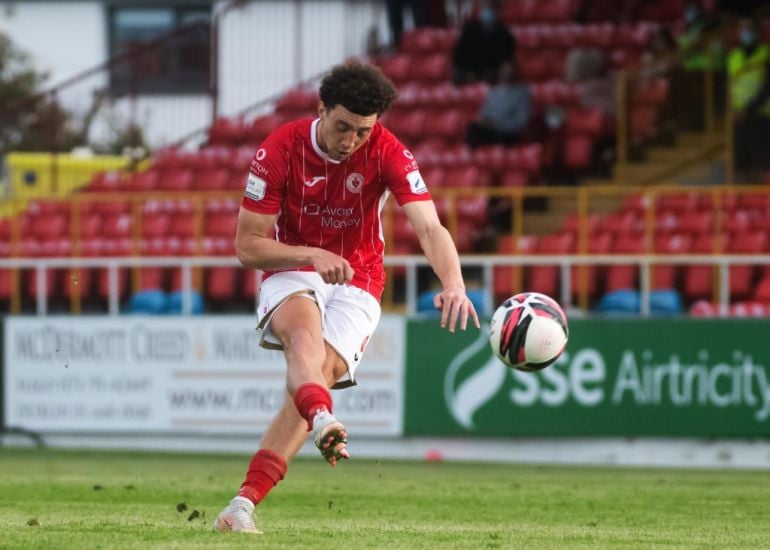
310;249;354;285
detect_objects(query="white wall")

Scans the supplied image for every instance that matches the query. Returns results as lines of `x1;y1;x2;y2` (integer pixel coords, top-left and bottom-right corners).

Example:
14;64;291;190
1;1;390;149
0;2;106;86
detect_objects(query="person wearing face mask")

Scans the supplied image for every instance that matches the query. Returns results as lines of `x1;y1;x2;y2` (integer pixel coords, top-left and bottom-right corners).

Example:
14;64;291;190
452;0;515;86
729;18;770;182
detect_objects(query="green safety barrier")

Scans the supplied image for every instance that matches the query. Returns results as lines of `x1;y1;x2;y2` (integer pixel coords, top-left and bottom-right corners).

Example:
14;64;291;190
405;318;770;437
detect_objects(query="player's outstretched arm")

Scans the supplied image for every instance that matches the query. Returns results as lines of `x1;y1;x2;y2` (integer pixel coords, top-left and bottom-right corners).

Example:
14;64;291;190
402;201;481;333
235;207;353;284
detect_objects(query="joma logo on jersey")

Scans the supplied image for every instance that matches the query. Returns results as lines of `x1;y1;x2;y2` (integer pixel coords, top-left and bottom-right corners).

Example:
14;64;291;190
305;176;325;187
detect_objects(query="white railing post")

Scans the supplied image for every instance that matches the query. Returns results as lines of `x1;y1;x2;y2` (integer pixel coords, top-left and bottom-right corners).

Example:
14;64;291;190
639;259;650;317
35;265;47;316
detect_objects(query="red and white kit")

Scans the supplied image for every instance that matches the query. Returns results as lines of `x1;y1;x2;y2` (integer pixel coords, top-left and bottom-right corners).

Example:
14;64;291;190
242;117;431;299
242;118;431;382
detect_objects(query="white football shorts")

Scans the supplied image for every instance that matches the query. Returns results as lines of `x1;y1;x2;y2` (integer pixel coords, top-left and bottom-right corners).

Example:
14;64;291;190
256;271;381;389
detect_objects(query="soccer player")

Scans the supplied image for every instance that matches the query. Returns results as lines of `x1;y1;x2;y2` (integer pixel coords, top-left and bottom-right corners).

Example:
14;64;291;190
214;61;480;533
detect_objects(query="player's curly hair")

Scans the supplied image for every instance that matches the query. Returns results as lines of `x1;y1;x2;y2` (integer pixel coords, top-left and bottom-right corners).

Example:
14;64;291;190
319;61;398;116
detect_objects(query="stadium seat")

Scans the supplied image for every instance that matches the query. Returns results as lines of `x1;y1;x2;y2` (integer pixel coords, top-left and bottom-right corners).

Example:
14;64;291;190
378;54;412;83
652;233;692;290
141;214;171;239
682;234;718;301
247;114;286;143
408;53;451;83
192;168;231;191
127;169;160;192
727;231;767;299
493;234;538;302
443;166;491;188
63;268;94;300
599;289;640;314
158;169;193;192
78;213;103;240
169;213;197;238
243;269;260;300
605;232;646;292
30;213;68;241
205;213;238;238
206;267;239;301
500;0;537;23
424;110;466;143
527;232;575;298
275;88;318;113
384;110;426;144
571;231;612;299
101;213;133;239
87;170;125;192
208;116;247;145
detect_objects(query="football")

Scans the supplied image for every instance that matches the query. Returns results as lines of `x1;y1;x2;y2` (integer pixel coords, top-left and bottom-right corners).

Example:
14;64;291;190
488;292;569;372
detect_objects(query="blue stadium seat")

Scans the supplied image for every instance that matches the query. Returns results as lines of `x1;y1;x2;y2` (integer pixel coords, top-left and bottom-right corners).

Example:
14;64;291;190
126;290;168;314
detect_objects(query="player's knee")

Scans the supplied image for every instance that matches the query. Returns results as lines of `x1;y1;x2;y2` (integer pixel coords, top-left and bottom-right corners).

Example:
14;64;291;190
282;327;324;360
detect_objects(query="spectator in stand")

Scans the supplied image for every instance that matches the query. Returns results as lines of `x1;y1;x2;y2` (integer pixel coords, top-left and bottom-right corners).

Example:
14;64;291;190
674;1;724;131
385;0;429;51
564;47;606;83
729;18;770;182
565;48;615;116
677;0;722;72
452;0;515;86
640;27;678;79
465;62;532;149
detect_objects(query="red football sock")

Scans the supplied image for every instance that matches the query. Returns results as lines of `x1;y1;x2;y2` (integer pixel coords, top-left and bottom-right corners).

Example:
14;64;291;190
237;449;287;505
293;382;333;431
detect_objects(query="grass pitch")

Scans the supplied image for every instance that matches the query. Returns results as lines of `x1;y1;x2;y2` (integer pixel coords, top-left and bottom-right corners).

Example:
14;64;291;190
1;448;769;549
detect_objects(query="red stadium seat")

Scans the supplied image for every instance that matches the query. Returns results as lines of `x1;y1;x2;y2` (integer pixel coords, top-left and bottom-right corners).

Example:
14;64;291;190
652;233;692;290
205;267;239;301
158;169;193;192
192;168;231;191
572;231;612;299
408;52;450;83
493;234;538;301
383;110;426;144
424;110;466;143
30;213;68;241
604;232;646;292
275;88;318;113
208;117;247;145
727;231;767;299
247;114;286;143
205;213;238;238
141;214;171;239
101;213;132;239
527;232;575;298
87;170;125;192
127;169;160;192
443;166;491;187
500;0;537;23
169;213;197;238
378;54;412;83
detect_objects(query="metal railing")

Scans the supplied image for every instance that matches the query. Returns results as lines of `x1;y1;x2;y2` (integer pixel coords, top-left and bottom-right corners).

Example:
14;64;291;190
1;253;768;317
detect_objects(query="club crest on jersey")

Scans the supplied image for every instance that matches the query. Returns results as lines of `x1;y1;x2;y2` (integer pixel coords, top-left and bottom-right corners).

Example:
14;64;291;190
245;173;266;201
406;170;427;194
345;172;364;193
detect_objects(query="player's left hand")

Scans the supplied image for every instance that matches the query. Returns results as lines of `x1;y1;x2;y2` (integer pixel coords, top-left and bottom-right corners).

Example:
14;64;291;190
433;286;481;333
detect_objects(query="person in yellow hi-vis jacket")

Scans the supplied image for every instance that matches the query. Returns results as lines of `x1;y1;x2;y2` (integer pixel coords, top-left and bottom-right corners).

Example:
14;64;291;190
729;18;770;183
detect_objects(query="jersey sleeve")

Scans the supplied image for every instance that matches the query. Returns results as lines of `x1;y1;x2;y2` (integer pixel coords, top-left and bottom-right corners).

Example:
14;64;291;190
241;127;290;214
380;133;433;206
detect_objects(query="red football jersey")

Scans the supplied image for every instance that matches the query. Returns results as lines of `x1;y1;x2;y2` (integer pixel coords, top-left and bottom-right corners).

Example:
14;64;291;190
241;118;432;301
